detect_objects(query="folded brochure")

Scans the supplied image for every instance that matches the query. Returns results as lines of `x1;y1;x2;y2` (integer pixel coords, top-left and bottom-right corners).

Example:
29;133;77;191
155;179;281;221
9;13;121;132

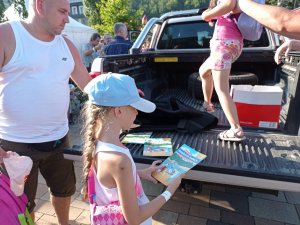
121;132;152;144
152;144;207;185
143;138;173;156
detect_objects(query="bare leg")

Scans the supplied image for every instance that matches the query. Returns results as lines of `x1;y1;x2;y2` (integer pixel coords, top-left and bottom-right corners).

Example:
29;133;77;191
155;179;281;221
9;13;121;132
212;69;240;129
51;195;71;225
199;58;214;104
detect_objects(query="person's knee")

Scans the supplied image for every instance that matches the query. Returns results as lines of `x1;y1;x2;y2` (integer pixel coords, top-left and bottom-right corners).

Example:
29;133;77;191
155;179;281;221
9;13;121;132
199;68;211;79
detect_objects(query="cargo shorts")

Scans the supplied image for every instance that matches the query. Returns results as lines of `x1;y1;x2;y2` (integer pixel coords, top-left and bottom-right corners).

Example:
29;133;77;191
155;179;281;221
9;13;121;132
0;135;76;212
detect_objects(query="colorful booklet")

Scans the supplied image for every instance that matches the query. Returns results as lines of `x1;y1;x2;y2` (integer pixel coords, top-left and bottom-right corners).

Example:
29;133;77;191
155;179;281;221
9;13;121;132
121;132;152;144
152;144;207;185
143;138;173;156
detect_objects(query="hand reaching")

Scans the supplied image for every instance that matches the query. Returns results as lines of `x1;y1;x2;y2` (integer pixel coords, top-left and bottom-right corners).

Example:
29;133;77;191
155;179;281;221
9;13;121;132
138;160;164;184
274;40;293;64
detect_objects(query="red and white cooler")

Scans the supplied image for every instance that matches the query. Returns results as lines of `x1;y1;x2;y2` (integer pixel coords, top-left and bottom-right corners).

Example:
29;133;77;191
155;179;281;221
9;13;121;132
230;85;283;129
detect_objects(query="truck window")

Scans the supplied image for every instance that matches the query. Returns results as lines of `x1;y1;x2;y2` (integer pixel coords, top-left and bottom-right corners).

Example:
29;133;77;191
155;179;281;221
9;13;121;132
157;21;269;49
157;21;214;49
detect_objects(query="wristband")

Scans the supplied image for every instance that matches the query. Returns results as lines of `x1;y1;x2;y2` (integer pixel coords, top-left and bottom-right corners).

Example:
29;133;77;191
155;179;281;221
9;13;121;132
93;47;96;52
161;190;172;202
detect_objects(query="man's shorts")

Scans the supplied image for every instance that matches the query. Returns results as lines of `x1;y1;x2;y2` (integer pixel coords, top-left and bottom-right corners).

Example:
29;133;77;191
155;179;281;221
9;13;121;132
0;136;76;212
208;39;243;71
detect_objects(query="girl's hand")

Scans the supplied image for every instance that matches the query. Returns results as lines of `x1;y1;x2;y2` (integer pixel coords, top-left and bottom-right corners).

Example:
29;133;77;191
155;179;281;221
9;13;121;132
274;40;293;64
138;160;164;183
201;9;212;22
166;174;185;194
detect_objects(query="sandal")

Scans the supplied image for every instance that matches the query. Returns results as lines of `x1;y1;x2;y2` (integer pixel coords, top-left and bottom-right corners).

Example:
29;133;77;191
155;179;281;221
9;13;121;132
218;127;246;142
202;102;214;112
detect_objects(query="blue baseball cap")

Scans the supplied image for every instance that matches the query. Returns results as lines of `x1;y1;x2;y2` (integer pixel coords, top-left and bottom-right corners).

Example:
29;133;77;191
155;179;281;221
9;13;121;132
84;73;156;113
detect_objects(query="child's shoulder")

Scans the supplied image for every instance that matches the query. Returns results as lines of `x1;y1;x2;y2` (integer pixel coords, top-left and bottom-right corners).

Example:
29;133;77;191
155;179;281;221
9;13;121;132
97;151;132;170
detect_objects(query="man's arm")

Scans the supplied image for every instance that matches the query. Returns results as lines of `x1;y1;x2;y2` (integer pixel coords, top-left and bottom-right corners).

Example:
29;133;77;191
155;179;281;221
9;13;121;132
64;37;92;90
238;0;300;40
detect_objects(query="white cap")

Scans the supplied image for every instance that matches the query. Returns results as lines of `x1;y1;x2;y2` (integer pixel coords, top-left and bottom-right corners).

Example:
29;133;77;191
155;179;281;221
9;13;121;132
3;152;33;196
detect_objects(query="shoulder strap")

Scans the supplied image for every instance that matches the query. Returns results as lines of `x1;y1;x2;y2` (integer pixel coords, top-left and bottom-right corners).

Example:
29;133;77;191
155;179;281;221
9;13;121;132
87;163;139;205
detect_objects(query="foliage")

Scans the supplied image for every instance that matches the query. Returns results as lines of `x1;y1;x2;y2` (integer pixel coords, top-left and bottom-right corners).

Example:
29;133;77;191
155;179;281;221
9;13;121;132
83;0;101;26
0;0;6;22
267;0;299;9
132;0;208;19
97;0;143;34
13;0;27;18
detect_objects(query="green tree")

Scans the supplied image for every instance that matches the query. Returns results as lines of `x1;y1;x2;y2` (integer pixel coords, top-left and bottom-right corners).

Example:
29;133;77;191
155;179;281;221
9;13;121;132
83;0;102;26
0;0;27;22
0;0;7;22
97;0;143;34
13;0;27;19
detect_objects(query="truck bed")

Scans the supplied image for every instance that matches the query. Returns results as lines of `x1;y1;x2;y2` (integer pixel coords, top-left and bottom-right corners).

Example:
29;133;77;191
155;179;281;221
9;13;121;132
123;89;300;192
64;89;300;192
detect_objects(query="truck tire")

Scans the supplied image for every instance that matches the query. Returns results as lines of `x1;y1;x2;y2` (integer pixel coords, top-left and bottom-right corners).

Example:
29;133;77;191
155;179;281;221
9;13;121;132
188;71;258;102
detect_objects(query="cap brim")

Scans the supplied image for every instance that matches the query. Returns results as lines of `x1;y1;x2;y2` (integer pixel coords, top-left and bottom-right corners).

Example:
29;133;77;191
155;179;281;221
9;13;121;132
130;98;156;113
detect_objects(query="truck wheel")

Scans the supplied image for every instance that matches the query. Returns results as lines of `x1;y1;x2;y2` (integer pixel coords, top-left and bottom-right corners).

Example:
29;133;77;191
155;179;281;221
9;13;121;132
188;71;258;102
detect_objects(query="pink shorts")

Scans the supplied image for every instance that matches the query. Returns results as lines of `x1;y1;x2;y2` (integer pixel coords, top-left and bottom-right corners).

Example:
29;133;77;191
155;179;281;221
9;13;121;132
208;39;243;70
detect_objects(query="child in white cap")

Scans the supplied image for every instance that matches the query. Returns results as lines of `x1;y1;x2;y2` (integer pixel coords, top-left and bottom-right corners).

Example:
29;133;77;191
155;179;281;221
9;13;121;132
82;73;183;225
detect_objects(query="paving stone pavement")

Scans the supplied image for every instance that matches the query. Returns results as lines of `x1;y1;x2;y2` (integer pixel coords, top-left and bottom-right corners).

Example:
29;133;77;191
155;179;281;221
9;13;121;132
33;124;300;225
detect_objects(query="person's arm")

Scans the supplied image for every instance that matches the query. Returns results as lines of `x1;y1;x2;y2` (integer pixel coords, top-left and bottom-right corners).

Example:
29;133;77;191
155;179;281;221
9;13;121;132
202;0;237;21
111;154;182;225
274;40;300;64
238;0;300;40
64;37;92;90
83;43;102;56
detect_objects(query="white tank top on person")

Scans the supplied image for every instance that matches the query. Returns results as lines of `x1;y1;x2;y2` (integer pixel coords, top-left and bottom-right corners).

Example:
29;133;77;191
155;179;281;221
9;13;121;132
93;141;152;225
0;21;75;143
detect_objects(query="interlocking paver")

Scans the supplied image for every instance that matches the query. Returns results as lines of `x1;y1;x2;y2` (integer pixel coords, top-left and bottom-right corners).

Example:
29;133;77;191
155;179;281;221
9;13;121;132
152;210;179;225
255;217;285;225
225;186;252;196
210;191;249;214
189;204;220;221
35;199;56;216
162;199;190;214
72;210;90;225
206;220;232;225
249;196;300;224
252;191;287;203
296;204;300;217
172;188;210;207
176;214;207;225
221;211;255;225
142;179;165;196
285;192;300;204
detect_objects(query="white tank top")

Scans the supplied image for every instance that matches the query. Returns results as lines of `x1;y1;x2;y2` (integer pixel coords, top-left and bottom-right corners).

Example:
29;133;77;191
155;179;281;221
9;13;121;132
93;141;152;225
0;21;75;143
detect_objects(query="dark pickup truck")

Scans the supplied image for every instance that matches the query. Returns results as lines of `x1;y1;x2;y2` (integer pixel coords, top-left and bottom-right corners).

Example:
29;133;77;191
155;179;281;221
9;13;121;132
68;9;300;193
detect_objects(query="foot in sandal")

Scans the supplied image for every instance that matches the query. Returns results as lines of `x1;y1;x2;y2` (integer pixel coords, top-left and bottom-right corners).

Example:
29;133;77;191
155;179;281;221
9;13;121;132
202;101;214;112
218;127;246;142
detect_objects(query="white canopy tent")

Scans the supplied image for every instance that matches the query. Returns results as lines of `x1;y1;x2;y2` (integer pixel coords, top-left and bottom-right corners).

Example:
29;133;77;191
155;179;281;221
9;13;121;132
4;2;97;51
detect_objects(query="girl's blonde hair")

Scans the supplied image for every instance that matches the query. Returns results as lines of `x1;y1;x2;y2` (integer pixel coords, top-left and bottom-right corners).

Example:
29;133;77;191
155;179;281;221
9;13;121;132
80;102;112;199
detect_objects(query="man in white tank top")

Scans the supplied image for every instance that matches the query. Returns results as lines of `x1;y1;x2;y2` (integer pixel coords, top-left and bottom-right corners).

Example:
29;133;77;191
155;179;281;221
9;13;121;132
0;0;92;224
